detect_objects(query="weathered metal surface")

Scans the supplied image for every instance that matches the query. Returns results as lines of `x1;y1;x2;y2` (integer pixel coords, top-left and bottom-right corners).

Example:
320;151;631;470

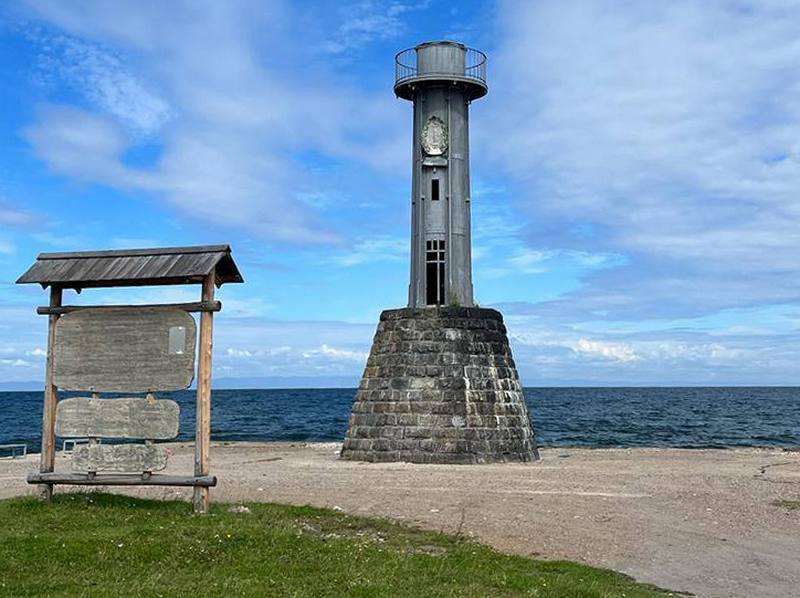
55;397;180;439
394;42;487;101
0;444;27;459
61;438;93;453
404;41;482;308
72;443;168;472
16;244;243;289
417;41;467;76
53;309;196;392
27;472;217;487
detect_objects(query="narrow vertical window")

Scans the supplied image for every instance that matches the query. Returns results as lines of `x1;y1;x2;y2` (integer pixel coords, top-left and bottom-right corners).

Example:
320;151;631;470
431;179;440;201
425;239;446;306
438;241;445;304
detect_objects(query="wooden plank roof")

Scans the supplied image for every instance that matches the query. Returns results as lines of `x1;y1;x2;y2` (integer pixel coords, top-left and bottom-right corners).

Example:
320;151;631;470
16;244;244;289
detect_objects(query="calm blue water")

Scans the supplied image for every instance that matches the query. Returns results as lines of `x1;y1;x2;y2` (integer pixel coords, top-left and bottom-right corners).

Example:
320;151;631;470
2;387;798;453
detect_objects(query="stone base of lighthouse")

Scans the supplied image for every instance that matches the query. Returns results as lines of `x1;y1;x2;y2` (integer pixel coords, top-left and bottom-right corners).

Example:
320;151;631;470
341;307;539;464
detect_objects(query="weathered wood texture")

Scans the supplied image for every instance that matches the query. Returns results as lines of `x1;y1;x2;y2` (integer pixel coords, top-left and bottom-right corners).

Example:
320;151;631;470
28;472;217;487
55;397;180;439
39;286;62;501
38;301;221;316
16;244;243;290
193;274;215;514
53;308;196;392
72;443;167;472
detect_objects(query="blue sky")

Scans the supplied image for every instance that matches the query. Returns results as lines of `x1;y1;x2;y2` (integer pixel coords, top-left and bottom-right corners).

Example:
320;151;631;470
1;0;799;387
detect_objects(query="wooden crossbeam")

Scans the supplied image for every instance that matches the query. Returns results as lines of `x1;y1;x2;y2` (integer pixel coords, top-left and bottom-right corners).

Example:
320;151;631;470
37;301;221;315
27;472;217;487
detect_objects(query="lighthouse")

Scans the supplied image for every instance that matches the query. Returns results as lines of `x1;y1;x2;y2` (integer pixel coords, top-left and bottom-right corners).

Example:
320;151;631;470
395;41;487;307
341;42;538;464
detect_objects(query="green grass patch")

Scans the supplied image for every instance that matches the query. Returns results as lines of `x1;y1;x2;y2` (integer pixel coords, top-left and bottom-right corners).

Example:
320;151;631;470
0;493;680;597
772;499;800;511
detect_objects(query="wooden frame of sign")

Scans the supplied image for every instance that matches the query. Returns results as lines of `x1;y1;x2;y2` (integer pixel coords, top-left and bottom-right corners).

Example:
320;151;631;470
17;245;243;514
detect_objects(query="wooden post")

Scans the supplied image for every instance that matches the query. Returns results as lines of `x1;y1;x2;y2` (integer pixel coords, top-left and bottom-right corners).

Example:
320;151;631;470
144;392;155;480
39;285;63;501
193;274;215;514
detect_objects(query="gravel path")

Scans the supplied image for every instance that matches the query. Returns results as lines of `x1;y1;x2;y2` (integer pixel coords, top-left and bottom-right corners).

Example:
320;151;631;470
2;443;798;598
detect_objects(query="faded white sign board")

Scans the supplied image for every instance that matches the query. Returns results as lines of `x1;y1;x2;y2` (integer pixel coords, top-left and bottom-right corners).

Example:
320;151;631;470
72;444;168;473
55;397;180;439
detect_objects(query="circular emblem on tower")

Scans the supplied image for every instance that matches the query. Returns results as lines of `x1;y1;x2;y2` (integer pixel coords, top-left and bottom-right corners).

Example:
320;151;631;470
421;116;448;156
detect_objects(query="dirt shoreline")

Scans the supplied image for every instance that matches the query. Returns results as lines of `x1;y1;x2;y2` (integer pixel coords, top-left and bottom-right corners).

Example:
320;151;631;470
2;443;798;598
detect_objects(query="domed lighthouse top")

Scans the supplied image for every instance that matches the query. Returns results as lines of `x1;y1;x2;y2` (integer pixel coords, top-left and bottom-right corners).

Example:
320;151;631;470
394;41;488;102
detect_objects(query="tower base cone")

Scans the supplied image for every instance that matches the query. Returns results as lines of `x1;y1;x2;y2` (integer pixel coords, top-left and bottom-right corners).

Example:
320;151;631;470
341;307;538;464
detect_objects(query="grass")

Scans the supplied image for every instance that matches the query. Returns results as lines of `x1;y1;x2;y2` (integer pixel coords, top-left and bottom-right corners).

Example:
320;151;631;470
772;499;800;511
0;493;681;597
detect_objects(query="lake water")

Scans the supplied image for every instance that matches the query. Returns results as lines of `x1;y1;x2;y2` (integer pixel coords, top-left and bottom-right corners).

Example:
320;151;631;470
2;387;798;453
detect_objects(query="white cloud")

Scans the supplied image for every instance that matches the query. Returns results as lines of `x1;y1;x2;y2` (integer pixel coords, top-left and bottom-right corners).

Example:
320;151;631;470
569;338;639;363
480;247;624;279
508;250;549;271
0;359;34;368
505;317;773;384
335;236;407;267
31;231;86;248
24;105;146;185
488;0;800;317
510;326;749;364
0;202;39;228
510;331;639;363
303;343;368;363
323;0;428;53
21;0;407;243
33;33;171;135
509;249;623;273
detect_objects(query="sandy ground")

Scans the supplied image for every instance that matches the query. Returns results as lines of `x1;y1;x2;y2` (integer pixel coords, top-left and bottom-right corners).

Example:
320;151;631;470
2;443;799;598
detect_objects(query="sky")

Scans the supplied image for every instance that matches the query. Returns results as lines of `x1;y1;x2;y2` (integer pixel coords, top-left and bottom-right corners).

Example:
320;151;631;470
0;0;799;387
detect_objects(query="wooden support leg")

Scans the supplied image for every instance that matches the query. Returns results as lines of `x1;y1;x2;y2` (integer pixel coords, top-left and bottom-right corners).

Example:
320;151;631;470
39;286;63;501
193;274;215;514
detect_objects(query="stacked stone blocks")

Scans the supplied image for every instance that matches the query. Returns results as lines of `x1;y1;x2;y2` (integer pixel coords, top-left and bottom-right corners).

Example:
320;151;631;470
341;307;538;464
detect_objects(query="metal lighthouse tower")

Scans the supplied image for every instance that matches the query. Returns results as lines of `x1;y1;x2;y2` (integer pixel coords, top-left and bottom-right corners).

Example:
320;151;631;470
340;41;538;465
394;41;487;308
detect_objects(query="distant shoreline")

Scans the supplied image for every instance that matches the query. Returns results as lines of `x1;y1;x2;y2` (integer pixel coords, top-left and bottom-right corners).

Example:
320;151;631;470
2;384;800;391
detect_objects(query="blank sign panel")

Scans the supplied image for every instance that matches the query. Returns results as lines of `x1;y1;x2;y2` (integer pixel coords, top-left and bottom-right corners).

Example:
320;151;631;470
55;397;180;439
53;308;197;392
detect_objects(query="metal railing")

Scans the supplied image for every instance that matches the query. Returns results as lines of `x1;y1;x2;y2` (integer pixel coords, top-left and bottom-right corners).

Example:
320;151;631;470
465;47;487;84
395;46;487;85
0;443;27;459
62;438;100;453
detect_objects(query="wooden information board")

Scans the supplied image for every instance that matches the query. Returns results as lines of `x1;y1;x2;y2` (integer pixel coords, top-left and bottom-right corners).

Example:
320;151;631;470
17;244;244;513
